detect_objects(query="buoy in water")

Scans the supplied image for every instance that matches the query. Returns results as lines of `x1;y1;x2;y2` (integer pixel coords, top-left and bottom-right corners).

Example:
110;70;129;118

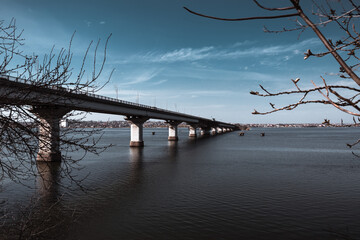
239;132;245;136
152;132;155;135
261;133;265;136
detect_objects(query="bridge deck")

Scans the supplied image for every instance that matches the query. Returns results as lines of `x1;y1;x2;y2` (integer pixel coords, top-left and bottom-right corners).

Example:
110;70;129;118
0;75;234;128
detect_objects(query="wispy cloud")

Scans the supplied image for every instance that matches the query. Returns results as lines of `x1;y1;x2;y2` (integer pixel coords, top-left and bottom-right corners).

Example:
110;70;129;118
119;69;161;86
145;46;214;63
164;66;280;83
232;40;254;47
115;38;320;64
187;90;233;96
216;38;319;59
188;90;233;98
152;79;167;85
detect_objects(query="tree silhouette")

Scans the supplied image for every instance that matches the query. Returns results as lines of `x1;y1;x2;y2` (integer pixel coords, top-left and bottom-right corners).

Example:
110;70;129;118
0;18;113;185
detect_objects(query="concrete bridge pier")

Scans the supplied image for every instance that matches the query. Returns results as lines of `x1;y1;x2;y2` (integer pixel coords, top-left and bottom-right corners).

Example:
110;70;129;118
211;127;217;135
31;106;70;162
167;120;181;141
36;161;61;198
126;116;149;147
223;128;227;133
188;124;197;138
217;127;223;134
200;127;211;136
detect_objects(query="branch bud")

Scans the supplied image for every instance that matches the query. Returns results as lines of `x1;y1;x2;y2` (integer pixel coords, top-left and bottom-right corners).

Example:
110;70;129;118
304;49;312;60
291;78;300;84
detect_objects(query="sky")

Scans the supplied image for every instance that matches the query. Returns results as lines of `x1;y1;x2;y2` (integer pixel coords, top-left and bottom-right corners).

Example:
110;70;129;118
1;0;357;124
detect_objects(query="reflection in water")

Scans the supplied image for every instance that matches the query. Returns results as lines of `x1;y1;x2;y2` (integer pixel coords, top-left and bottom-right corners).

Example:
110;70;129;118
22;162;69;240
167;141;178;159
129;147;144;184
129;147;143;169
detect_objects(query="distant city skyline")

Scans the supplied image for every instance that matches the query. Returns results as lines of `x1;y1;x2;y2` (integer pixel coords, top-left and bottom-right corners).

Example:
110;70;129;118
1;0;355;123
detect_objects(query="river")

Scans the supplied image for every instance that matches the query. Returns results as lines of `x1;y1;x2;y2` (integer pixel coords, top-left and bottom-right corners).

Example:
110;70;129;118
1;127;360;239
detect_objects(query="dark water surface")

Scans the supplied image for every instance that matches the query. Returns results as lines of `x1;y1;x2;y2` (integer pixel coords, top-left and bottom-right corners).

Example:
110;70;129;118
2;128;360;239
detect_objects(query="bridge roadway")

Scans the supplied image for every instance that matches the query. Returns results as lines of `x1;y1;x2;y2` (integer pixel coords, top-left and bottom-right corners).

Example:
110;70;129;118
0;75;236;161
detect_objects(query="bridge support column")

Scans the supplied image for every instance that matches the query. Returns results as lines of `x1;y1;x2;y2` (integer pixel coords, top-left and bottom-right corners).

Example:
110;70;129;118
126;116;149;147
222;128;227;133
188;124;197;138
200;127;211;136
217;127;223;134
31;106;70;162
211;127;217;135
167;120;181;141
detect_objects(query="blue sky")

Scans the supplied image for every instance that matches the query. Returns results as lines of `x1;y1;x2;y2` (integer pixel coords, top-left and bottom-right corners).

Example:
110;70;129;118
1;0;356;123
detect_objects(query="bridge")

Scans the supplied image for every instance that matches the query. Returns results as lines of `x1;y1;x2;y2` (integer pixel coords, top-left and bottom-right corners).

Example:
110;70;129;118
0;75;236;161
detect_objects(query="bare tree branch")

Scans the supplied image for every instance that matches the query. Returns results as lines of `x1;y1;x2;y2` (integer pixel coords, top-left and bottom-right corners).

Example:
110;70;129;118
183;7;299;21
184;0;360;151
0;18;113;186
253;0;296;11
